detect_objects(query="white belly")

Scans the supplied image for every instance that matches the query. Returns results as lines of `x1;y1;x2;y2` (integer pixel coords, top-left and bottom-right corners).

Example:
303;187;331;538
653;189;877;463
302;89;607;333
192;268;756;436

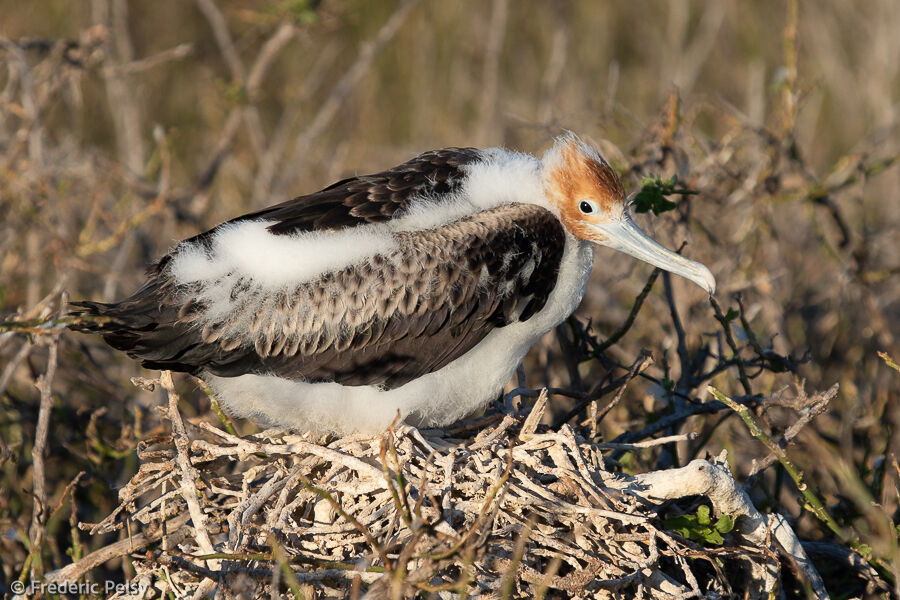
206;239;593;435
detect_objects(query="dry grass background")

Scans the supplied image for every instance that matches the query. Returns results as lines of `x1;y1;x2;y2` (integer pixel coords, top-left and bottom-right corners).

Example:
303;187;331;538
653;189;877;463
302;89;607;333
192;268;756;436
0;0;898;598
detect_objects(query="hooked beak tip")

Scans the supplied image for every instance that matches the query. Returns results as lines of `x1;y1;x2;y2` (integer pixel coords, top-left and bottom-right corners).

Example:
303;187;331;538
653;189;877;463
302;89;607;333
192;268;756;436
589;216;717;295
697;264;717;296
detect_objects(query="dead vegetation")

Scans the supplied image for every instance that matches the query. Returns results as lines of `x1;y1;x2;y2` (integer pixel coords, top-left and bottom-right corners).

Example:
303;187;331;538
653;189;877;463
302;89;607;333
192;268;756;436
1;1;899;598
43;377;844;598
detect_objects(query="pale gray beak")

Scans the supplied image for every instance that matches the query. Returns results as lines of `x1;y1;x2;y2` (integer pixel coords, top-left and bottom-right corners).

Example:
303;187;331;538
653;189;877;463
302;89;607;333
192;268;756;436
590;214;716;294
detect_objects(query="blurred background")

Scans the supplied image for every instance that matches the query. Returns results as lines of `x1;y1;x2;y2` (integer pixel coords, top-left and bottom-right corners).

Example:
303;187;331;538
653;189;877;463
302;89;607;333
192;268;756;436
0;0;898;596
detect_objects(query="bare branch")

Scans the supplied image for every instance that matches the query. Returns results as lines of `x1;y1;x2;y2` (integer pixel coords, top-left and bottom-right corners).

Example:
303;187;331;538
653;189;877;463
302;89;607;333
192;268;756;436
29;292;66;550
476;0;509;146
275;0;421;197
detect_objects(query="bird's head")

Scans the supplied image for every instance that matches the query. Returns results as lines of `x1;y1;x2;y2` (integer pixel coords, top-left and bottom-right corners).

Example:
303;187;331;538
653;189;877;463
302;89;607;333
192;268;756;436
543;134;716;294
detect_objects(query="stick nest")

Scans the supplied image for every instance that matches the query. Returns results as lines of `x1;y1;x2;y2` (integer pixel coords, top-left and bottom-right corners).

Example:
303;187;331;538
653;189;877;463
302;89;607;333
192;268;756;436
49;379;813;599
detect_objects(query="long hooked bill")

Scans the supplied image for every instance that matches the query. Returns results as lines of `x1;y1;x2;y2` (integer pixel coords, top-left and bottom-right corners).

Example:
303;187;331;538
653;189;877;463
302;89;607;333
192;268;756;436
590;214;716;294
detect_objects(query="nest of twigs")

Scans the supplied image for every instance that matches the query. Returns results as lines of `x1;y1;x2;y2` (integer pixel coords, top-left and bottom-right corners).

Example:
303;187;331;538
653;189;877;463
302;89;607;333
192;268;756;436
45;372;835;599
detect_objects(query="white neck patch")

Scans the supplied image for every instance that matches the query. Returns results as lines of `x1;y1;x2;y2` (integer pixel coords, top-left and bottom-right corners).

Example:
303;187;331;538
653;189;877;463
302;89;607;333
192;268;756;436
169;221;397;289
168;147;554;291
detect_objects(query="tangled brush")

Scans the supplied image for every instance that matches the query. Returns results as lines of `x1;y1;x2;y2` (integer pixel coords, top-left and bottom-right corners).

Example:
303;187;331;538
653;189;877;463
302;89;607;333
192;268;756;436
44;372;839;599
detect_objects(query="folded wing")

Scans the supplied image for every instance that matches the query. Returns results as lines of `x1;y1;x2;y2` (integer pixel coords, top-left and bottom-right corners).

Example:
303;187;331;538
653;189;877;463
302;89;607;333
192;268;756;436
73;203;565;389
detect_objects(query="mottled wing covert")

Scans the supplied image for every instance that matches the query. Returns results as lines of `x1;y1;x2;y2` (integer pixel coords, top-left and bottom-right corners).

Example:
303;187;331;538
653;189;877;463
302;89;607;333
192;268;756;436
72;204;566;389
184;147;481;248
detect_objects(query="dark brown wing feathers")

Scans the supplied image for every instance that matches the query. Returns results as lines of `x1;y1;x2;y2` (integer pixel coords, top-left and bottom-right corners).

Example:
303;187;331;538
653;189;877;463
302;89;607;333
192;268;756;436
183;147;480;249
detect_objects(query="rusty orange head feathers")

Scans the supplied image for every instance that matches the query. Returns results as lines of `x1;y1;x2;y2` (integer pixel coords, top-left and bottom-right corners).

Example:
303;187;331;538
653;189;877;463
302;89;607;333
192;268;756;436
542;134;716;294
543;133;627;240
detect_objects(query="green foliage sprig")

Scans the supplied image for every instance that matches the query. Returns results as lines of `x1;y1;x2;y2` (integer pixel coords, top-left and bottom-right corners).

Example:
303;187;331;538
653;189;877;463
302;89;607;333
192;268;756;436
665;504;735;546
631;175;698;215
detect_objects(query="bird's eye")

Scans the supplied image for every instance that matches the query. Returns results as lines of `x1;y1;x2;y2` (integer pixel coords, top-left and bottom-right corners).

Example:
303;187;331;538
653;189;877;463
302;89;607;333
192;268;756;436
579;200;598;215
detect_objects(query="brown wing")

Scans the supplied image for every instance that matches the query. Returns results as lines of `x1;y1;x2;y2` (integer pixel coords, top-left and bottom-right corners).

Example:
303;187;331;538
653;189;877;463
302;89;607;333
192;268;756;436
73;204;566;389
182;147;481;250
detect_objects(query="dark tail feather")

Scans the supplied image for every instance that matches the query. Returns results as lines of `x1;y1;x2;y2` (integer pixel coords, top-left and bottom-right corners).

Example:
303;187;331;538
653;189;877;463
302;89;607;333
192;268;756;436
68;295;162;349
67;283;205;375
67;300;110;332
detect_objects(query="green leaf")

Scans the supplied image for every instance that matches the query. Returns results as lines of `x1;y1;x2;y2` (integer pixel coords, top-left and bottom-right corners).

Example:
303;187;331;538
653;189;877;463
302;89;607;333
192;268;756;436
663;506;734;546
715;514;735;534
701;529;724;545
697;504;711;525
631;174;698;216
287;0;318;24
724;308;739;321
663;515;696;537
